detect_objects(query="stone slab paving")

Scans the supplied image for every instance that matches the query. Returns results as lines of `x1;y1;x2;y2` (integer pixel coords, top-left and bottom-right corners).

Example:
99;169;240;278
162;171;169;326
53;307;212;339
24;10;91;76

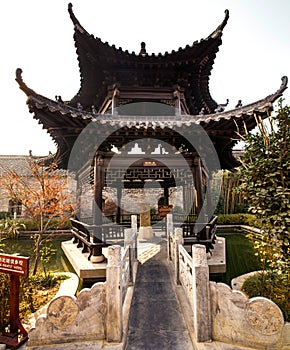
13;235;261;350
126;240;194;350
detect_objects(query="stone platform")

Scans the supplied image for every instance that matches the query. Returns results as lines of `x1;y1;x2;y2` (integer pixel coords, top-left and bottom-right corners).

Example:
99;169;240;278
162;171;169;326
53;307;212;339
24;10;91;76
184;236;226;274
61;240;110;279
207;236;226;274
62;232;226;280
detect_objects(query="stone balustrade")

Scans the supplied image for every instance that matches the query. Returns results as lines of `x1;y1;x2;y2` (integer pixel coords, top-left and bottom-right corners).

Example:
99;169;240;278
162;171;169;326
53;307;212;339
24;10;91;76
27;218;139;348
169;226;290;349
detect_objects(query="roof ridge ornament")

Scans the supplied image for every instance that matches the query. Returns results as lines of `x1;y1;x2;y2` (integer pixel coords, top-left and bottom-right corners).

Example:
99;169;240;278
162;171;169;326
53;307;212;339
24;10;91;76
266;76;288;103
208;9;229;39
15;68;36;96
68;3;87;35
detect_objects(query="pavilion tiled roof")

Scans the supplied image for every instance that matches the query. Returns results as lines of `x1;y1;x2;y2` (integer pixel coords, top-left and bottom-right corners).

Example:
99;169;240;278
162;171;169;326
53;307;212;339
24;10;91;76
15;4;288;171
67;3;229;115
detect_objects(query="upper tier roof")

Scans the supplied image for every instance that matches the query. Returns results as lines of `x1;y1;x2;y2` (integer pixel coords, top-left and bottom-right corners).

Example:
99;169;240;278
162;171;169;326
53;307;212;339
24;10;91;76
67;3;229;115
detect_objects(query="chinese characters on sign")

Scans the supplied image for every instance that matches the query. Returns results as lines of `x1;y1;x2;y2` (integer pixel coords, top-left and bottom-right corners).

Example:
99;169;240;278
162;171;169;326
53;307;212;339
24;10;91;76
0;253;29;277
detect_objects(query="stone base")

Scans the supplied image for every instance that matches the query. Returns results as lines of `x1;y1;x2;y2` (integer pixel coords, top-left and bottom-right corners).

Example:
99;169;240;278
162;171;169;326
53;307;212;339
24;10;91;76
139;226;154;240
61;240;109;279
91;254;105;263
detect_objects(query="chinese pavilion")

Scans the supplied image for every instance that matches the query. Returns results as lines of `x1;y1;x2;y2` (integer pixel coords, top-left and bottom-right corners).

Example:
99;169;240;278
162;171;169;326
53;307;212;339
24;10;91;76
16;4;287;257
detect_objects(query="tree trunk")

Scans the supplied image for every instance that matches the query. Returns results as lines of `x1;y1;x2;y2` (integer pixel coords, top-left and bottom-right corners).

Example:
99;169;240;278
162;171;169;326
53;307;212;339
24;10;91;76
32;233;42;275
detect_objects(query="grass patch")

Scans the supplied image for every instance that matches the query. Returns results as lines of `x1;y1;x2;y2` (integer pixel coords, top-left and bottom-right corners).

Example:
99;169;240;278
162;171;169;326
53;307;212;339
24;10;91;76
212;232;261;285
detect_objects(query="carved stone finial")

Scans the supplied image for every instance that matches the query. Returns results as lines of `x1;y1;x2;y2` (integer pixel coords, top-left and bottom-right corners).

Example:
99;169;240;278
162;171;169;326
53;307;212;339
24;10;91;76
280;76;288;90
140;42;147;57
55;95;63;103
107;245;121;266
215;98;229;113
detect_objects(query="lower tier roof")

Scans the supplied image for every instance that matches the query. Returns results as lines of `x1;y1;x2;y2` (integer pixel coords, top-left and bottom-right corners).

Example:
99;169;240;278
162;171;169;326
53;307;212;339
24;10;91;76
16;69;287;170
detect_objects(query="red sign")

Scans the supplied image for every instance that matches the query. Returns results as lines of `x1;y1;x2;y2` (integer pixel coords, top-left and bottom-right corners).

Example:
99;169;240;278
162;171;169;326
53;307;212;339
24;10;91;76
0;254;29;277
158;205;173;218
143;161;157;166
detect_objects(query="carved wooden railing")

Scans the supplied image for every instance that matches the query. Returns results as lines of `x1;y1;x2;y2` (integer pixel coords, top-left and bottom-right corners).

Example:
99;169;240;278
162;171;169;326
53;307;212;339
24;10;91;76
70;219;125;260
167;214;218;254
70;219;103;260
181;216;218;253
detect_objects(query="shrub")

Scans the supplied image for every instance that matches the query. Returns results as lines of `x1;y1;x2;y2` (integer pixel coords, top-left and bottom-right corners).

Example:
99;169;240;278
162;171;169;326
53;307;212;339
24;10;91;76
237;100;290;275
16;218;72;231
0;212;10;220
217;213;258;226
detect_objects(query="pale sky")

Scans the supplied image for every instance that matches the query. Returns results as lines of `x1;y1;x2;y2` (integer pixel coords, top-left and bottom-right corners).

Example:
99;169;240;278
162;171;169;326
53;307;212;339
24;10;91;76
1;0;290;156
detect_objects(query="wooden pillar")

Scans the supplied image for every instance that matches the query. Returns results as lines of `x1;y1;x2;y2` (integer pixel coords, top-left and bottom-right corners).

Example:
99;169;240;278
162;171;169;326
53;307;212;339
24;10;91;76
10;275;20;334
206;174;213;222
191;184;196;216
182;184;187;214
194;157;205;220
164;186;169;206
75;174;81;219
116;182;122;224
93;153;104;255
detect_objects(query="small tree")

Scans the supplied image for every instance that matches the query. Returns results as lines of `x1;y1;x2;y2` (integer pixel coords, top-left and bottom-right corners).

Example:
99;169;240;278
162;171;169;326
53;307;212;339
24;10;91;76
238;100;290;276
0;161;74;275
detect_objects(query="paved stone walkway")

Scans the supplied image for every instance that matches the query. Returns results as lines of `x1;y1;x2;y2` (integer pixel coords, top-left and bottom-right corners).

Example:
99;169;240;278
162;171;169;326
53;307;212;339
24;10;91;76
126;240;194;350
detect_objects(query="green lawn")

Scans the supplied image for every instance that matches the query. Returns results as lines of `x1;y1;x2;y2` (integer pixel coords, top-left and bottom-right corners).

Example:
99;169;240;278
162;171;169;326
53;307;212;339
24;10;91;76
212;231;261;285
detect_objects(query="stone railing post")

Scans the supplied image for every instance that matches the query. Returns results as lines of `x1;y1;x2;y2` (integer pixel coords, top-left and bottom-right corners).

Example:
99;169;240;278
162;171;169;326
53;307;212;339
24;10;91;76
131;215;138;261
124;228;134;284
192;244;211;342
106;245;122;342
166;213;173;260
131;214;137;234
174;227;183;285
124;228;133;247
